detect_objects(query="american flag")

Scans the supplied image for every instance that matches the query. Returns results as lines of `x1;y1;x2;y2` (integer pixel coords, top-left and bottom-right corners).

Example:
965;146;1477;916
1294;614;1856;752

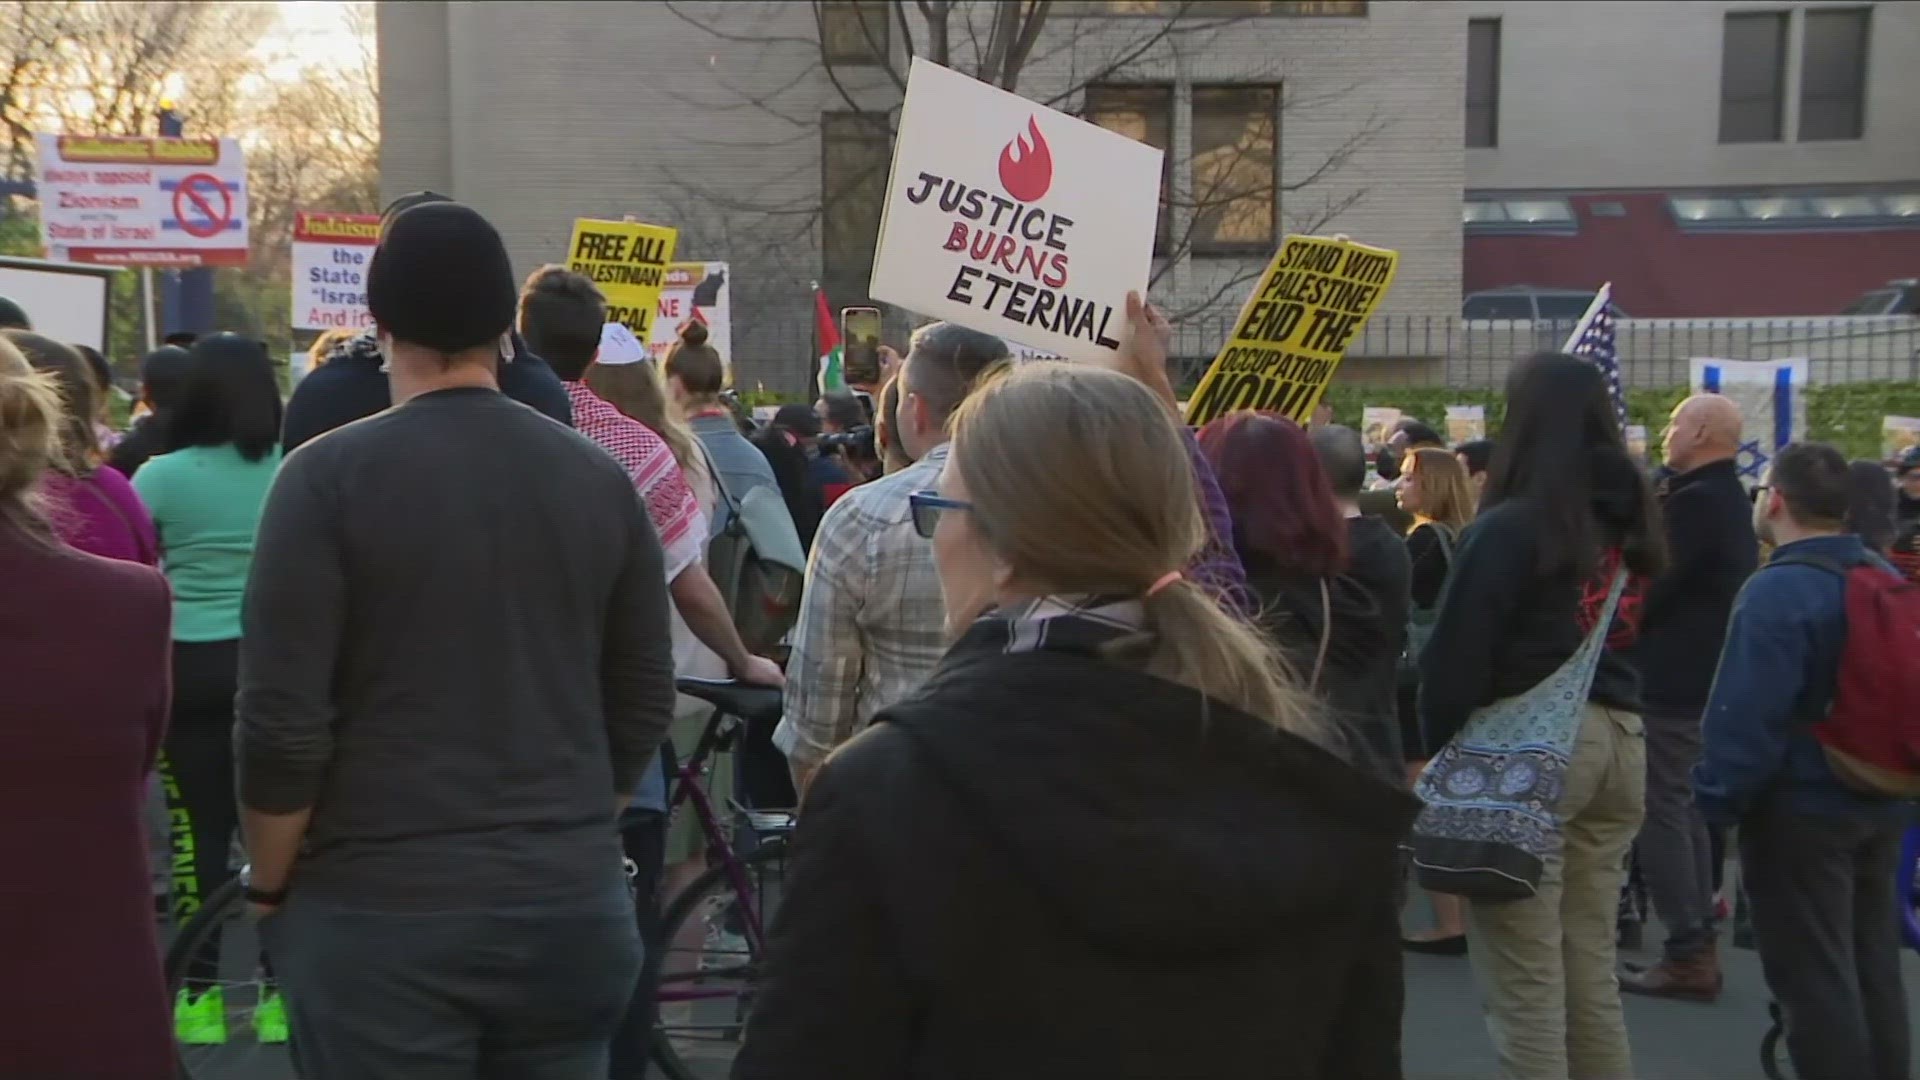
1564;283;1628;432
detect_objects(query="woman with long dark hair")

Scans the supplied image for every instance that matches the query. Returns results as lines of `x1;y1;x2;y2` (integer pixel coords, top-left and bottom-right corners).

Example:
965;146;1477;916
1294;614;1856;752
1201;411;1408;778
1419;352;1665;1079
130;333;285;1046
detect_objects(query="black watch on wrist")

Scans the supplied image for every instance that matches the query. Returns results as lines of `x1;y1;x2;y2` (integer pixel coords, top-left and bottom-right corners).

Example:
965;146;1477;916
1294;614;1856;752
240;866;290;906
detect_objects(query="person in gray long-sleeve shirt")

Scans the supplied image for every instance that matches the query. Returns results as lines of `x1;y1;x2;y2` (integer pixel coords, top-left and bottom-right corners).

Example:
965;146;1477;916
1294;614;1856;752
235;201;675;1079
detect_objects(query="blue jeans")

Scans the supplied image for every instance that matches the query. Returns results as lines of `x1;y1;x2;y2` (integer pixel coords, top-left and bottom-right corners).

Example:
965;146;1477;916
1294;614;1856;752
263;893;641;1080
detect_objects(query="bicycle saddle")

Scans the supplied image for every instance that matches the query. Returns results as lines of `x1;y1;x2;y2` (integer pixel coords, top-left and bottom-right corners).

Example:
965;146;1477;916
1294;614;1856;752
675;677;784;725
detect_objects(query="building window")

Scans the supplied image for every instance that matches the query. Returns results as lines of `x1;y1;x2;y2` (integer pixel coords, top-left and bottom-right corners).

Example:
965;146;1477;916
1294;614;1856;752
1667;188;1920;230
1462;196;1577;234
1466;19;1501;148
1719;12;1787;143
1799;7;1870;141
1190;86;1277;255
1096;1;1366;14
820;1;888;64
820;112;892;297
1084;85;1172;253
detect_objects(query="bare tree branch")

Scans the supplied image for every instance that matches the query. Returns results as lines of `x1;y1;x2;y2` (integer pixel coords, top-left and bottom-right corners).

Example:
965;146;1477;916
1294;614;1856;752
651;1;1383;320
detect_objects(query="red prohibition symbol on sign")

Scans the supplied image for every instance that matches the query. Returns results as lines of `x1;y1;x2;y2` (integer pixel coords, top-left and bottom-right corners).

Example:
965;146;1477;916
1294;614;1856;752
172;173;233;239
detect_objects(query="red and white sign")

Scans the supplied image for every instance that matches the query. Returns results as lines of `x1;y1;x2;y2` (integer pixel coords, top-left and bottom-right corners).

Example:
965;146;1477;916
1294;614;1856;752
649;261;731;360
34;134;249;267
868;59;1163;363
291;211;380;331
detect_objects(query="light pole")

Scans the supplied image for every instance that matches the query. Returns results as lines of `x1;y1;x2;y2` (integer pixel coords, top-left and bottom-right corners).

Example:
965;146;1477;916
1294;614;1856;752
155;100;215;339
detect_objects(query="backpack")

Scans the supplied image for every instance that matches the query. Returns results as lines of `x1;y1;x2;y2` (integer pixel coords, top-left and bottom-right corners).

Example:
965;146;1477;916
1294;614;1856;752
698;440;808;655
1773;553;1920;797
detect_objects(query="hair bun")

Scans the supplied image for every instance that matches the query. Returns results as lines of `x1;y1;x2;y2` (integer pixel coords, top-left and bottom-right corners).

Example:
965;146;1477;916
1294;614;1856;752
679;321;709;348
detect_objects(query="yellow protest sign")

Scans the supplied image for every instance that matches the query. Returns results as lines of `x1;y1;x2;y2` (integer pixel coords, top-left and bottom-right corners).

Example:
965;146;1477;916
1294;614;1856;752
1184;235;1398;427
565;218;679;338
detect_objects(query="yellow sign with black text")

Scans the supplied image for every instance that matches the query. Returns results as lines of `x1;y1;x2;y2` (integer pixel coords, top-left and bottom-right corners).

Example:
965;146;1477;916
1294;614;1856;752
1183;235;1398;427
565;218;680;339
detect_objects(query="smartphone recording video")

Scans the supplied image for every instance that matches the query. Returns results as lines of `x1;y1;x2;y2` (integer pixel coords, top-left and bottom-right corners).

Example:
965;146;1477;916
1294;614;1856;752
842;306;883;386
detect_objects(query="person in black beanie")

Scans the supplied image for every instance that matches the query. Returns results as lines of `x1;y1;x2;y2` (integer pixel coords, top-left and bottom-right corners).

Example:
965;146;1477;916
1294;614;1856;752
279;190;571;452
238;201;671;1079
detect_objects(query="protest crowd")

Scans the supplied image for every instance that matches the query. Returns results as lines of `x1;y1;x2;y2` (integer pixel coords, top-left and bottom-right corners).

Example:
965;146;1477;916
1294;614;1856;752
6;178;1920;1080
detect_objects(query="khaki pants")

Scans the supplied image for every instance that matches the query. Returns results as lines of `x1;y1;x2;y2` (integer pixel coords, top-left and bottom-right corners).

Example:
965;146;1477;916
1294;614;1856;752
1467;704;1647;1080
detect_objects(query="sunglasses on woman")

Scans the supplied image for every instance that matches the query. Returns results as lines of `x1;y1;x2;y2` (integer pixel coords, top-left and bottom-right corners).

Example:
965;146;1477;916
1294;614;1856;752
909;490;971;539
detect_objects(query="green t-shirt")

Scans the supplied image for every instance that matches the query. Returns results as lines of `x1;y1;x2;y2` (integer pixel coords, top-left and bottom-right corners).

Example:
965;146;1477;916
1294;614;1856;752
133;444;282;642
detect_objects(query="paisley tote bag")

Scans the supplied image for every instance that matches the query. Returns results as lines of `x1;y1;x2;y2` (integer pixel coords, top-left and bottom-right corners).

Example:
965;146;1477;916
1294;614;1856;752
1408;569;1628;900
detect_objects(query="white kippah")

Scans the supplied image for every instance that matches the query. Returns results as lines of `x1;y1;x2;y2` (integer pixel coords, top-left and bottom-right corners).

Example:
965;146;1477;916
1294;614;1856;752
597;322;650;366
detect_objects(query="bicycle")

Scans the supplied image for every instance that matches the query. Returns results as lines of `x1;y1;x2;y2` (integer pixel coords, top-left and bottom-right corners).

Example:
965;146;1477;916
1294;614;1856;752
162;873;291;1080
1759;822;1920;1080
160;675;791;1080
646;676;794;1080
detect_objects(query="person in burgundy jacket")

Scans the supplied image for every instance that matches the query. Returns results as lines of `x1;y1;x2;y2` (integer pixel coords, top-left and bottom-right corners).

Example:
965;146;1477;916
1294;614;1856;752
0;336;174;1077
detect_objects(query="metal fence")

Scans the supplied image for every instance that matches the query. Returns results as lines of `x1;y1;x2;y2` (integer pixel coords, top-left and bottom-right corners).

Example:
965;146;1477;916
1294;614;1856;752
719;293;1920;399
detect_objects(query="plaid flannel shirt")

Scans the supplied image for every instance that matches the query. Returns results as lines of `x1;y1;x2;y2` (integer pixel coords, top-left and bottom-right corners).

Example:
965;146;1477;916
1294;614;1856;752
775;431;1247;768
775;444;953;768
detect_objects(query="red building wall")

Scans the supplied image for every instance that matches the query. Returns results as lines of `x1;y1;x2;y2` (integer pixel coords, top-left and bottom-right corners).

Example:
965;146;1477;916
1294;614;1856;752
1464;193;1920;317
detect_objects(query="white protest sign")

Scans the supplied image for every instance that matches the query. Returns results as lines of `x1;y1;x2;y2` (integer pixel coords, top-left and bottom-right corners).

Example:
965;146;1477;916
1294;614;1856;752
869;58;1163;363
35;134;249;267
650;262;731;360
1445;405;1486;444
291;211;379;331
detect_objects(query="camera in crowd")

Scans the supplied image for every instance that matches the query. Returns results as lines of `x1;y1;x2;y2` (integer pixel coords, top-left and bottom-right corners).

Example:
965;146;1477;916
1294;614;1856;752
818;424;876;455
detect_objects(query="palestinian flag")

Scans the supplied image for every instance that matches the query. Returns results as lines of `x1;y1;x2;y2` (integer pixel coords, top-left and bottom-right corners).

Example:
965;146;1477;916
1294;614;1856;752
814;283;845;394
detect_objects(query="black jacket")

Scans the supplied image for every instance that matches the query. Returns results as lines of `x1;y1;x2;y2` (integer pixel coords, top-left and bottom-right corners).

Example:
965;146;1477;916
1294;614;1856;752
280;330;572;453
734;620;1418;1080
1245;515;1410;777
1630;459;1758;719
1357;486;1414;537
106;412;168;478
1418;463;1650;751
748;428;825;551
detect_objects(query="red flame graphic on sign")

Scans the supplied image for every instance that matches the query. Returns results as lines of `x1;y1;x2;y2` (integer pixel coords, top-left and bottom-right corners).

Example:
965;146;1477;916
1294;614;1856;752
997;116;1053;203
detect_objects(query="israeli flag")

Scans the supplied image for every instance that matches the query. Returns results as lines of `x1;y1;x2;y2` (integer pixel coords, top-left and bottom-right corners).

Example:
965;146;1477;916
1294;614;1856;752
1688;357;1809;484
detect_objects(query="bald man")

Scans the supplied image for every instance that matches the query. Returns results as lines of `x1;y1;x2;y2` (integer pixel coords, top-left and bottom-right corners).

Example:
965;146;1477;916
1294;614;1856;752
1621;393;1760;1000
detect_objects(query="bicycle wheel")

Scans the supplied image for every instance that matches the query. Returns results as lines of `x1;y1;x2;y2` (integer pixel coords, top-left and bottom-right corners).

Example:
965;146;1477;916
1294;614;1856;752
651;840;789;1080
1760;1002;1794;1080
163;877;297;1080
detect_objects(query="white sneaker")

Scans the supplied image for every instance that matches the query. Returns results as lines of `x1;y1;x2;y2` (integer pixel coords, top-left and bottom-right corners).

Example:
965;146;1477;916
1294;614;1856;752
700;924;750;971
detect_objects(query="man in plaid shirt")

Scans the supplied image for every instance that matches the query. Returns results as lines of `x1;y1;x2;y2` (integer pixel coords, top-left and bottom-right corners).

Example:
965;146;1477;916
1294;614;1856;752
777;297;1248;793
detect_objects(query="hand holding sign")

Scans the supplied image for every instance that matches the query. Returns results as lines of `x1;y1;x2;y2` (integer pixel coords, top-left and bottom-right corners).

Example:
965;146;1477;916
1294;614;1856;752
1094;291;1178;415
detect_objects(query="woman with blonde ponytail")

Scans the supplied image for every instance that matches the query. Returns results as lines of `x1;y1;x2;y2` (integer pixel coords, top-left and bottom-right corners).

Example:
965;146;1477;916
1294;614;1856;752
0;335;174;1077
735;361;1419;1080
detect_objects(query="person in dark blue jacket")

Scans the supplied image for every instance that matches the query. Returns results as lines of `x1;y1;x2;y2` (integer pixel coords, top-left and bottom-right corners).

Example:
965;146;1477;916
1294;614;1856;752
280;192;571;452
1693;441;1910;1080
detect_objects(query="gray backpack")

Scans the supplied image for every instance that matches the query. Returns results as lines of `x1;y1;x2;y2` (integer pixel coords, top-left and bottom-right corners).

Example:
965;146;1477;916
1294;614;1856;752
700;444;807;654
